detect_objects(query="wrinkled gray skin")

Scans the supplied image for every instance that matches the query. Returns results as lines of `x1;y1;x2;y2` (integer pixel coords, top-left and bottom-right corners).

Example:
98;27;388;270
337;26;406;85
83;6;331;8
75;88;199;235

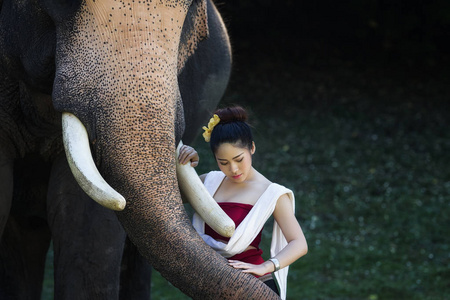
0;0;280;299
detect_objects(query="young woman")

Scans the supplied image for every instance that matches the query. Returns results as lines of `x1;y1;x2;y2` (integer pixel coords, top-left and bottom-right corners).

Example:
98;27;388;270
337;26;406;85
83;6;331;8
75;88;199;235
178;106;307;299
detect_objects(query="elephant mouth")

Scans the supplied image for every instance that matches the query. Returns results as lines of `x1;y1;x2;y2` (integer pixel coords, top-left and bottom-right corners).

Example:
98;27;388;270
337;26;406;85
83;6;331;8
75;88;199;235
61;112;235;237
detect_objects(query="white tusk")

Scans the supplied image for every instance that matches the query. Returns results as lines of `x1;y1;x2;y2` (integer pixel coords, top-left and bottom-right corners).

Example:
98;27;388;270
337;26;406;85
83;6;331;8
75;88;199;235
176;141;235;237
62;112;126;211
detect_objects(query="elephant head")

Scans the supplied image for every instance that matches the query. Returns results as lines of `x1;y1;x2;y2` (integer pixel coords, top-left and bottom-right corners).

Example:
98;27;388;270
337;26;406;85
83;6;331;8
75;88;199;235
0;0;280;298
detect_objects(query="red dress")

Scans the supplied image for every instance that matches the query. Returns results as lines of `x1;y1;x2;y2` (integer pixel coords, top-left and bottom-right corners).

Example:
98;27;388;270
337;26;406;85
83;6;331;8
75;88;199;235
204;202;266;274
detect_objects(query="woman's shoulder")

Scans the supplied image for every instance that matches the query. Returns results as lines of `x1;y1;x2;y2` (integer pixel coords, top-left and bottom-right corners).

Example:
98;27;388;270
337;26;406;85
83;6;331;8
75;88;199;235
252;169;272;187
255;171;290;192
249;170;274;195
253;171;294;201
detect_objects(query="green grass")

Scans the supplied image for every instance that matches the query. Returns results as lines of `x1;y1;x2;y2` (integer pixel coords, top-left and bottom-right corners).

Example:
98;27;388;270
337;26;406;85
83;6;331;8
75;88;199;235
42;57;449;299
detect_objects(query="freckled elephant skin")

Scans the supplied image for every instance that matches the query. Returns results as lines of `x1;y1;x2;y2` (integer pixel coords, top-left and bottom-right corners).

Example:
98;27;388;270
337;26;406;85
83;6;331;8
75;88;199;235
0;0;279;299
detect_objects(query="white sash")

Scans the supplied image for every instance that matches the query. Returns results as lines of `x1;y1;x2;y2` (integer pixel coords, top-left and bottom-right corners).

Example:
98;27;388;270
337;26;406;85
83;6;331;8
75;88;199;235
192;171;294;300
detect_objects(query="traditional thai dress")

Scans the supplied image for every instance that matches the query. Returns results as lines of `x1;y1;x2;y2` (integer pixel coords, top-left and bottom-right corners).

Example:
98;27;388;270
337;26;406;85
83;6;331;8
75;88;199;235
192;171;295;300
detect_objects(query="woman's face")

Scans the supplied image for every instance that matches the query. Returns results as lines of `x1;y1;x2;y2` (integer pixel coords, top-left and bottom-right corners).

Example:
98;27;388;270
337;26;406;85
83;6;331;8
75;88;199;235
214;142;255;183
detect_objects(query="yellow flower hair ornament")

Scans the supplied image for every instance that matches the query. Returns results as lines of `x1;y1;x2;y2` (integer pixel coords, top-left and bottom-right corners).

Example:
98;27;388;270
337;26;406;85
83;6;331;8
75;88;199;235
202;114;220;142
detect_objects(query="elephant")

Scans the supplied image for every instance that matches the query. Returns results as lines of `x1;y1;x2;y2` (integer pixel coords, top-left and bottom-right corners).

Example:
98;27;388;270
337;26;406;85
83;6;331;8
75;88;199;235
0;0;280;299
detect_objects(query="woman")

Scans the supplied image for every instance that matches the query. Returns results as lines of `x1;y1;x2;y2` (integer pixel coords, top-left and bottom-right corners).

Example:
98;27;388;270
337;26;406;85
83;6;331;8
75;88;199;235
178;106;307;299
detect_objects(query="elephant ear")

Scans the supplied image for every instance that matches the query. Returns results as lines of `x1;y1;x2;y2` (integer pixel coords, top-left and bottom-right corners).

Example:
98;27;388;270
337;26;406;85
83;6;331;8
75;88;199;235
177;0;209;73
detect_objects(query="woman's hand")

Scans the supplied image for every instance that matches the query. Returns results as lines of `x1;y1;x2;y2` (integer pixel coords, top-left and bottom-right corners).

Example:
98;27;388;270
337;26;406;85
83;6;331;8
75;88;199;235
228;259;273;277
178;145;199;167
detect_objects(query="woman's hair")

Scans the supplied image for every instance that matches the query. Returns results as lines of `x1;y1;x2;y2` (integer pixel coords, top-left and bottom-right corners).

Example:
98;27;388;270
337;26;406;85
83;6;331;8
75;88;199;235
210;106;253;153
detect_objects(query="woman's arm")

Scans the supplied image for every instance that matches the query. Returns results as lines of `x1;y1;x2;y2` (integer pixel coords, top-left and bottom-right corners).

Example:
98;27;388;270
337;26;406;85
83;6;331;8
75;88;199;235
228;193;307;275
266;193;308;270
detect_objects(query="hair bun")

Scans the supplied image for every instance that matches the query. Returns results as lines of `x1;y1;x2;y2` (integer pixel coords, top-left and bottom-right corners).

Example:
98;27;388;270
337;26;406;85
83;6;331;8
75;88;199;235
215;106;248;124
209;106;253;151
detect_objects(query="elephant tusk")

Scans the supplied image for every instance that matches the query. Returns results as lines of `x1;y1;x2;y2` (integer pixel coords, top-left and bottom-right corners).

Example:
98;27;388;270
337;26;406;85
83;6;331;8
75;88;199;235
62;112;126;211
176;141;235;237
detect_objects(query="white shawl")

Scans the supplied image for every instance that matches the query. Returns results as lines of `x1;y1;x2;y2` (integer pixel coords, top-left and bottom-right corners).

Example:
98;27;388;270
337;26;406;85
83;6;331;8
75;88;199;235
192;171;295;300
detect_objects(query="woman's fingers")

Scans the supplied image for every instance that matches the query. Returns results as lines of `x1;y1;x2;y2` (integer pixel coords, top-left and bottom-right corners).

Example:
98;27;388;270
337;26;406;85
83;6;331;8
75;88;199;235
228;260;265;276
178;147;186;163
178;145;199;166
228;260;250;270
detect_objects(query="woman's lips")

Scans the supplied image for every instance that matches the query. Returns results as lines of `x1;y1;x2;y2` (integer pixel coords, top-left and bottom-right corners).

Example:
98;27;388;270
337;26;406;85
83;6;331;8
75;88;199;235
232;174;242;179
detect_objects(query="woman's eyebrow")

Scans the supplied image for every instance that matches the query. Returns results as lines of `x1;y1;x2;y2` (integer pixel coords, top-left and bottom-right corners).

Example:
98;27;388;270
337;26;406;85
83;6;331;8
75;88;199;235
217;152;244;161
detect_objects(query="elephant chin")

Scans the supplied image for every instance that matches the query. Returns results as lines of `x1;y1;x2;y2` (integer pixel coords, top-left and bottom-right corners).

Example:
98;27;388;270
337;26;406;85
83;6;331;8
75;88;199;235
62;112;236;237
